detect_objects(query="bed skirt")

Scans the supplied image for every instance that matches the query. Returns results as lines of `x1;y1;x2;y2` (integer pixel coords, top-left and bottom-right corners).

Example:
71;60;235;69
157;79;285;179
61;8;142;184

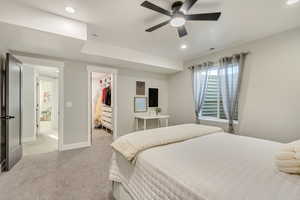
112;181;133;200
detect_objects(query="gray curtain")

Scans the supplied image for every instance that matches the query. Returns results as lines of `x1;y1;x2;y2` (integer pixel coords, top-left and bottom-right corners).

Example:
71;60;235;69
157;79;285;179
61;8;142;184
218;53;247;133
192;62;214;123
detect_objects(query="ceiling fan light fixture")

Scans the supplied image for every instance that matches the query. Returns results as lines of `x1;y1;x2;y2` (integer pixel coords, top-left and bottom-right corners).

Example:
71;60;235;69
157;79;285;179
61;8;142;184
170;16;186;27
141;0;222;38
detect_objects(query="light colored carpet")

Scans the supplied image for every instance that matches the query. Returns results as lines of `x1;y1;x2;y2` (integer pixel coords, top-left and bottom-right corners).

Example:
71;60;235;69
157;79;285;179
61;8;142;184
0;129;114;200
23;133;58;156
23;125;59;156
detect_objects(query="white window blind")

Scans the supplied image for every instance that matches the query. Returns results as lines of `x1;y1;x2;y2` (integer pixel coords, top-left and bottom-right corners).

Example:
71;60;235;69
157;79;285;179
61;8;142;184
199;68;238;121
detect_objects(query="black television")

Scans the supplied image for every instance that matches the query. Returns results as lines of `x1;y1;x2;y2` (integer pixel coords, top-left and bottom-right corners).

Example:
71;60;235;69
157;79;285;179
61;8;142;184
149;88;158;107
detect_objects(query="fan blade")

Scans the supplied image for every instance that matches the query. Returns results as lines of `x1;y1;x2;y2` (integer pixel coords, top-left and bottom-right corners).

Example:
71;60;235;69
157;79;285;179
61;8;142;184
146;20;170;32
177;26;188;38
180;0;198;13
141;1;171;16
186;12;221;21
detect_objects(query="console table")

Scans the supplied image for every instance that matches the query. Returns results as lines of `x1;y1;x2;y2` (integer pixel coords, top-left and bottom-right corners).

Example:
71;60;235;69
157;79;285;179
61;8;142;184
135;114;170;131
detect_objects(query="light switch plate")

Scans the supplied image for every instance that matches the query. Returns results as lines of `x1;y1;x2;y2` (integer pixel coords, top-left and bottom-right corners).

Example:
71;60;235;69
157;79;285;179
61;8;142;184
66;101;73;108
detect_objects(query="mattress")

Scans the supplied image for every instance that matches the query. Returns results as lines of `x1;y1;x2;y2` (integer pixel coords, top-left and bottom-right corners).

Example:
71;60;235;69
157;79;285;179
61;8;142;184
110;132;300;200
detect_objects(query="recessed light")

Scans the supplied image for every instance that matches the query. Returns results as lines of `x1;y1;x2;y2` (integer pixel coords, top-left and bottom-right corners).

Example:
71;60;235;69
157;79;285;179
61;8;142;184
65;6;75;13
181;44;187;49
286;0;299;5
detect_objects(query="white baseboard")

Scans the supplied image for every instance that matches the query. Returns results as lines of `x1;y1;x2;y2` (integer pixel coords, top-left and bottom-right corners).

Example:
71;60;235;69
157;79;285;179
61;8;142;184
22;136;36;143
62;141;90;151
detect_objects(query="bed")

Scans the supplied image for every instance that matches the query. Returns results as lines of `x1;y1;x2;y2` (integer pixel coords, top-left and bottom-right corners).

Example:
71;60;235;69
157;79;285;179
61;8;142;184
109;128;300;200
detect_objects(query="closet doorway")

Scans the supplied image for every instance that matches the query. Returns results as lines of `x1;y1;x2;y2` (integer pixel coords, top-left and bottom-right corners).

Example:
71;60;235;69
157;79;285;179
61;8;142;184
88;66;118;145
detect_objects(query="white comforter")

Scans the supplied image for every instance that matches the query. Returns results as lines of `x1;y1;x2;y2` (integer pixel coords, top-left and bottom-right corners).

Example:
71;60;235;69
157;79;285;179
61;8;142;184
110;133;300;200
111;124;222;163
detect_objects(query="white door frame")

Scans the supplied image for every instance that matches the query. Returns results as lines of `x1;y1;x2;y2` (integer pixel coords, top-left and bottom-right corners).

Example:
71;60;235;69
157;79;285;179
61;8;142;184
57;66;64;151
87;65;118;145
34;72;40;139
23;63;64;151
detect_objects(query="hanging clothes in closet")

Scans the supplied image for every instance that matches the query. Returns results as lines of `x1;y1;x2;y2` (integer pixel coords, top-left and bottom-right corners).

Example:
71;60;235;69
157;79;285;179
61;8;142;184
102;86;111;106
102;87;107;104
94;94;103;126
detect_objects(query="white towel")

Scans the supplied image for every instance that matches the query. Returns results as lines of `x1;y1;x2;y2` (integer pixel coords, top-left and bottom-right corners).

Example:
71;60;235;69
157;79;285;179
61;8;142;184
275;152;295;160
276;160;300;168
275;139;300;175
278;167;300;174
281;145;300;152
281;140;300;152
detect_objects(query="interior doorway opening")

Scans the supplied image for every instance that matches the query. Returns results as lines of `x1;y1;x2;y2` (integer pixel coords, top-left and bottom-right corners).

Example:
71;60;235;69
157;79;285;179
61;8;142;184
88;66;118;146
91;72;113;143
22;65;60;156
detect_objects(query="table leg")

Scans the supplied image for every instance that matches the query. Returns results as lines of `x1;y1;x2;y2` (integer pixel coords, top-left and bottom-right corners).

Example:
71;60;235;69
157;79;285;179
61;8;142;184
135;118;138;131
144;119;147;130
166;119;168;127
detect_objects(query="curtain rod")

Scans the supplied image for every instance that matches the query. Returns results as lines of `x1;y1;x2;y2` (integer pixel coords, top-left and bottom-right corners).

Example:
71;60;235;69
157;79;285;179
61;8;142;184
188;51;250;70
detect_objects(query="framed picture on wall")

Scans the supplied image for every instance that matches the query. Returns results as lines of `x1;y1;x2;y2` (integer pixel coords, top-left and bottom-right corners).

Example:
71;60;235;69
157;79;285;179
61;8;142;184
149;88;158;107
134;97;147;112
136;81;145;95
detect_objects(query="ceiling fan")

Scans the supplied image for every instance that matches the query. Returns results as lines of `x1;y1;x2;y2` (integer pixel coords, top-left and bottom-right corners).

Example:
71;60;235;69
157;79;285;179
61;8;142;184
141;0;221;38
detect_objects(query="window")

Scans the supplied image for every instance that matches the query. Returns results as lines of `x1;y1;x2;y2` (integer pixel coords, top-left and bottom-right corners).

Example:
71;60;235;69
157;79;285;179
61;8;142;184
199;67;238;121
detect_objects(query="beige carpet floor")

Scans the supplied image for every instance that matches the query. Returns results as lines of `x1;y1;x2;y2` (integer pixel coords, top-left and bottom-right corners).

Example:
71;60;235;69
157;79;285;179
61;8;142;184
23;133;58;156
0;129;114;200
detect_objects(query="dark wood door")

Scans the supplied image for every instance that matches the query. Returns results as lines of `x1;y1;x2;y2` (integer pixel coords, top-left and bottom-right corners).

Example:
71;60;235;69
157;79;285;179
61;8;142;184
0;55;5;170
1;53;23;171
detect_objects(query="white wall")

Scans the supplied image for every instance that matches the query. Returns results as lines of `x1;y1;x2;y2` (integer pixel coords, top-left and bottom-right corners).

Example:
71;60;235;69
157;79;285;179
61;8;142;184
169;27;300;143
117;69;169;137
168;69;195;125
62;62;169;145
22;66;36;142
63;62;89;144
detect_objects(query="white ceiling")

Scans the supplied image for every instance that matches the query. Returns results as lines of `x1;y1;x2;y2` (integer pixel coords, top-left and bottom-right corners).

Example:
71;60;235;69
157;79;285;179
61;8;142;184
0;21;179;74
12;0;300;62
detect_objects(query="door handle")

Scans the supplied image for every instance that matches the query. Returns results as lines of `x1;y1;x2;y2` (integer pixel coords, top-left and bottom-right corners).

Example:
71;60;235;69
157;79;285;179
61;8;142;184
0;115;15;120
